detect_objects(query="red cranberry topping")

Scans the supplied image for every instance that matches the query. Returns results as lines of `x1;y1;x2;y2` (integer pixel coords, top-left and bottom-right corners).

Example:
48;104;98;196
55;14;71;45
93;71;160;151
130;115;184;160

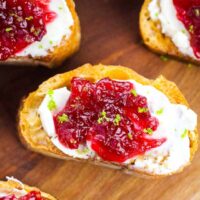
173;0;200;58
0;0;56;60
0;191;43;200
54;78;166;163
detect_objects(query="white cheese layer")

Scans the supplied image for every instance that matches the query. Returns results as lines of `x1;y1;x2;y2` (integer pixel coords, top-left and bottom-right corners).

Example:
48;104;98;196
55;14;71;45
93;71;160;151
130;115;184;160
148;0;199;60
125;81;196;174
38;88;95;159
0;177;27;198
16;0;74;57
38;80;197;175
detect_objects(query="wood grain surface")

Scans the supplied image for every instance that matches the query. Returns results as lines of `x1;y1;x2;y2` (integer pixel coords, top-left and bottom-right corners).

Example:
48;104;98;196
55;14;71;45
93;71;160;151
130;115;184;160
0;0;200;200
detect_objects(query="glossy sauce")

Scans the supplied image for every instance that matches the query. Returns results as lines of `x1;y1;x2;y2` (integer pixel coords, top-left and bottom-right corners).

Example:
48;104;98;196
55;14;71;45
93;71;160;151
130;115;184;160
54;78;166;162
173;0;200;58
0;0;56;60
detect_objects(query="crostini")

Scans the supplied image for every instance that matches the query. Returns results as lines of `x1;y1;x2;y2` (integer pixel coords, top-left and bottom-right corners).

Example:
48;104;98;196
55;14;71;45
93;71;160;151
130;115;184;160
0;0;80;68
18;64;198;178
140;0;200;64
0;177;56;199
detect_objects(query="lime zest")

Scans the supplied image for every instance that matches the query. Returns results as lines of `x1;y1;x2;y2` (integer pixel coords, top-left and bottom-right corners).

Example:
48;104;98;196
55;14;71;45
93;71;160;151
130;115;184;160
114;114;121;126
144;128;153;135
58;114;69;123
156;108;164;115
138;107;148;113
97;110;109;124
127;132;133;140
181;129;188;139
5;27;12;32
131;89;137;97
47;90;57;111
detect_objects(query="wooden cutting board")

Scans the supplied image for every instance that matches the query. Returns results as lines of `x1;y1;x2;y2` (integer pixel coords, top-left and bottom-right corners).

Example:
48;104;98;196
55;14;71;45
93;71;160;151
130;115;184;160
0;0;200;199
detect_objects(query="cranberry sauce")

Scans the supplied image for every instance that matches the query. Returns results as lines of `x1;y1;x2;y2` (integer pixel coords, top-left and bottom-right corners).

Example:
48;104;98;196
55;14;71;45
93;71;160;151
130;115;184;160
173;0;200;58
54;78;166;163
0;0;56;60
0;191;43;200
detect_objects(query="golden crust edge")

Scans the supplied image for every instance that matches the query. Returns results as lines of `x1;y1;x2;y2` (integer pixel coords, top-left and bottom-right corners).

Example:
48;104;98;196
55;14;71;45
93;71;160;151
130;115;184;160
0;0;81;68
0;179;57;200
139;0;200;65
18;63;198;178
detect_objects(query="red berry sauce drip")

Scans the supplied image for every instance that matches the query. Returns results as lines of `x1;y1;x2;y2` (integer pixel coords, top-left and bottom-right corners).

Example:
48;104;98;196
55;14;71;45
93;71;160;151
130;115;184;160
0;0;56;60
54;78;166;163
0;191;43;200
173;0;200;58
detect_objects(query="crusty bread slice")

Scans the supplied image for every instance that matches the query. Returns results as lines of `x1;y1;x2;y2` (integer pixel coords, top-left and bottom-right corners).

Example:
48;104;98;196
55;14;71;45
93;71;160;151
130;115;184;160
18;64;198;178
1;0;80;68
0;178;56;200
140;0;200;65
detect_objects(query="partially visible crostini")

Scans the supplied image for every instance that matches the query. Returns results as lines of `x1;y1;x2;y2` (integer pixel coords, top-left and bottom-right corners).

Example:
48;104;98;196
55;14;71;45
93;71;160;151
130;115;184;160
0;177;56;199
140;0;200;65
0;0;80;68
18;64;198;178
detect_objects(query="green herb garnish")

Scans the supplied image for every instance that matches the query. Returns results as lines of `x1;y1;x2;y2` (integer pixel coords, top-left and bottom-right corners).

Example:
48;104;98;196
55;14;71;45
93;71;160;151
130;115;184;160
138;107;148;113
114;114;121;126
58;114;69;123
131;89;137;97
144;128;153;135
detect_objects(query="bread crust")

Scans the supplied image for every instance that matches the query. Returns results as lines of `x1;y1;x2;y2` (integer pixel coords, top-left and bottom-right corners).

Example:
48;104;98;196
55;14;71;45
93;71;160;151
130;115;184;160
0;178;56;200
18;64;198;178
0;0;81;68
140;0;200;65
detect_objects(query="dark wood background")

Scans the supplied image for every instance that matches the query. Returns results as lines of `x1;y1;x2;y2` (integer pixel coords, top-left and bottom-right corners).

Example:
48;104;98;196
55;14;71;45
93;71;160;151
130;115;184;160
0;0;200;199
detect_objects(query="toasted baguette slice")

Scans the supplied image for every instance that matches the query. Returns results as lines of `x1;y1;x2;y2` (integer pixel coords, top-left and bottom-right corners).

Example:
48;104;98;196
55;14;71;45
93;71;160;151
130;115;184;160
18;64;198;178
140;0;200;65
0;177;56;200
1;0;80;68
